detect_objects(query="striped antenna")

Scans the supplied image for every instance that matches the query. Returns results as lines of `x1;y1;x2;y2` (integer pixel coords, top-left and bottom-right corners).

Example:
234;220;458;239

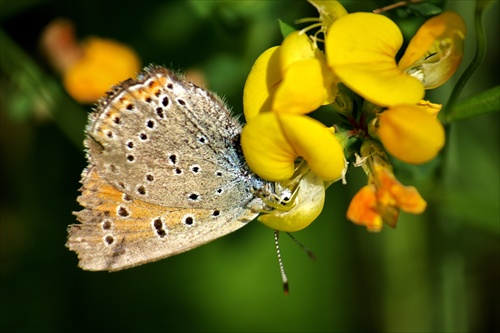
274;230;289;295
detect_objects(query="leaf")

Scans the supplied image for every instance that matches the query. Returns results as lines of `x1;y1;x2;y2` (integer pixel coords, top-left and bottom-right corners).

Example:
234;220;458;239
445;86;500;122
407;2;443;17
278;19;296;39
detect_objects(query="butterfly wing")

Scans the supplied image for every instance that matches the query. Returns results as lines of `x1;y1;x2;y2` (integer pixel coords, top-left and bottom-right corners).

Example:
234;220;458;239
86;66;253;210
68;167;257;271
67;67;264;271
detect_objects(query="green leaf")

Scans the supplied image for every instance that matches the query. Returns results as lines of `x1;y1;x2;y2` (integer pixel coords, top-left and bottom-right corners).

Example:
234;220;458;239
407;2;443;17
445;86;500;122
278;19;296;39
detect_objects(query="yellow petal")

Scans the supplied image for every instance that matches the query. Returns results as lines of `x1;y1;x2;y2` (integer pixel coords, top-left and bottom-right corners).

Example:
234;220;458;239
63;37;141;103
388;184;427;214
326;13;424;107
243;46;281;121
276;31;337;112
374;164;426;211
272;58;333;114
278;31;317;75
278;113;346;181
346;185;383;232
241;112;296;181
398;12;466;89
258;170;325;232
241;113;346;181
377;104;445;164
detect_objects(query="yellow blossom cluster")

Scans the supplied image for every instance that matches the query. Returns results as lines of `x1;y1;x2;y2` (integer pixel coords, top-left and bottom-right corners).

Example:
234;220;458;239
243;0;466;232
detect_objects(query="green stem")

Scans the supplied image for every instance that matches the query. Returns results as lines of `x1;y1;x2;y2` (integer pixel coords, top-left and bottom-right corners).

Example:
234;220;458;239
441;1;489;123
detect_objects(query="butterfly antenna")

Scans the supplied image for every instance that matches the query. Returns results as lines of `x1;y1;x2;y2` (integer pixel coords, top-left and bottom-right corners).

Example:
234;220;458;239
286;232;316;261
274;230;289;295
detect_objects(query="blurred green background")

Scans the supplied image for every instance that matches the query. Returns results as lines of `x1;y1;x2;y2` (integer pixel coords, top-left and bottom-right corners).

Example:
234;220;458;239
1;0;498;332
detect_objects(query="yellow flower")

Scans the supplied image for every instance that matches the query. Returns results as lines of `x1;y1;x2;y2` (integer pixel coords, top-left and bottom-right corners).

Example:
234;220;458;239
347;141;427;231
375;104;445;164
325;11;465;107
241;30;344;182
241;112;345;181
258;169;326;232
63;37;141;103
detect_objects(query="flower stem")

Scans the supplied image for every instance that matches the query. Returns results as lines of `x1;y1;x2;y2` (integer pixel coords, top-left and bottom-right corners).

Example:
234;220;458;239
441;1;490;123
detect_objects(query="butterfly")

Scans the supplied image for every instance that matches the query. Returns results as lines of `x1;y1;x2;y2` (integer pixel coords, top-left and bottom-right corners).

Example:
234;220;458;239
66;66;283;271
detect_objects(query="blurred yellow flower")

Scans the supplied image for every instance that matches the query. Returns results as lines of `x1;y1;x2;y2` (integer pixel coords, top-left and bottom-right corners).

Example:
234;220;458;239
63;37;141;103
